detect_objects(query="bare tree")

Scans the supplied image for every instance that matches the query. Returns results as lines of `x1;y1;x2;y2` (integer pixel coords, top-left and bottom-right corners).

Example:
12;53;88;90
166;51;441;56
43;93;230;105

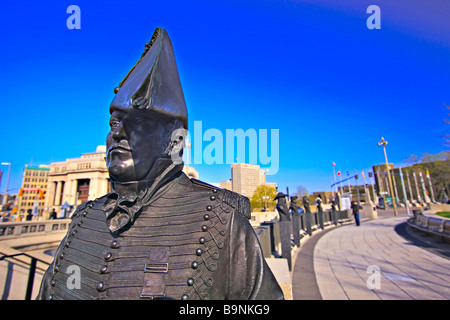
444;103;450;149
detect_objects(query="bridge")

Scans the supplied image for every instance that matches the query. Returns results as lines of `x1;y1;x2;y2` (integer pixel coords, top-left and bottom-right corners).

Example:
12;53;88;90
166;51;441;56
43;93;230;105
0;219;69;299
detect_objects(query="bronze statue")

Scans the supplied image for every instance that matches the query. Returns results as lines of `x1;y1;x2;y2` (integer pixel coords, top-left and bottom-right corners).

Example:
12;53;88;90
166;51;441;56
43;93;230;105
274;192;291;270
289;196;300;247
302;195;310;213
37;28;283;300
302;195;312;236
274;192;290;221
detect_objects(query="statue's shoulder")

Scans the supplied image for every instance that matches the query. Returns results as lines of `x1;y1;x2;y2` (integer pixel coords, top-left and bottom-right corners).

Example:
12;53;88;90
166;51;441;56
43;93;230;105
70;195;108;218
190;178;251;220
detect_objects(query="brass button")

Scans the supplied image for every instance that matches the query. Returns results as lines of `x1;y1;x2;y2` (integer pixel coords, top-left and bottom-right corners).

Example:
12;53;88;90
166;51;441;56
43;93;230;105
110;240;119;248
104;252;113;261
96;282;105;292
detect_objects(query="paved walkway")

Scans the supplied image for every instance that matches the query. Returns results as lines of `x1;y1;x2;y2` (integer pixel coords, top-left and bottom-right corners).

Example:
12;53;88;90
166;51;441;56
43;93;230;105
292;210;450;300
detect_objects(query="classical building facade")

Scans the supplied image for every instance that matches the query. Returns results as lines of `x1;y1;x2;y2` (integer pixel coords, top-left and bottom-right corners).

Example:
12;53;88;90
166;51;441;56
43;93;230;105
44;146;110;218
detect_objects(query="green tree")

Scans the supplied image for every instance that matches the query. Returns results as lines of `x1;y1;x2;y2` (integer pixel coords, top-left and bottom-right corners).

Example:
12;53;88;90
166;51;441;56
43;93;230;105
251;185;278;211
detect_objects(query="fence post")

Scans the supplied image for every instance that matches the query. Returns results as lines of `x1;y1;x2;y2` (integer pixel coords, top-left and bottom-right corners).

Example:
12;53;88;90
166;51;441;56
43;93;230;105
25;257;37;300
318;209;324;230
305;211;312;236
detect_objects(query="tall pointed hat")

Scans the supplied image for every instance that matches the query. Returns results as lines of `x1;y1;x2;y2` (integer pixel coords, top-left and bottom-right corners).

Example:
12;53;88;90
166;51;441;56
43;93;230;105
111;28;188;128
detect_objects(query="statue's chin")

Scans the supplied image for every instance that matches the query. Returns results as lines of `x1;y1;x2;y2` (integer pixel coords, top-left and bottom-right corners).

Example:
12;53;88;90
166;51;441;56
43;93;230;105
107;163;136;183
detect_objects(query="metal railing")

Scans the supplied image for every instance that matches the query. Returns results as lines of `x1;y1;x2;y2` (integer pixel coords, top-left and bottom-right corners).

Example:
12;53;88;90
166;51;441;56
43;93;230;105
0;251;50;300
255;209;351;258
0;219;71;239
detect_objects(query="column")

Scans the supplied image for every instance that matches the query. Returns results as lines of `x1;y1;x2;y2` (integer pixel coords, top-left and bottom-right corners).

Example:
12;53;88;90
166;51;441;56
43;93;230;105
62;179;72;206
54;181;62;206
71;179;78;205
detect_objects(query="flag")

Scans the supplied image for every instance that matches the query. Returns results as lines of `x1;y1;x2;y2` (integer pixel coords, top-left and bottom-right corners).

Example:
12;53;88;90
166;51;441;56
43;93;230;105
332;162;336;166
337;170;341;176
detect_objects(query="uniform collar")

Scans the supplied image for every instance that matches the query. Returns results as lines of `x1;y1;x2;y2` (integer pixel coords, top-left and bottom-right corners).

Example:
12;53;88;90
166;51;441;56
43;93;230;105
103;159;184;234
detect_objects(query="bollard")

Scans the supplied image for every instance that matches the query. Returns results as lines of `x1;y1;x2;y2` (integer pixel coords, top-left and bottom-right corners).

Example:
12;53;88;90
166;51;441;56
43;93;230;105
318;209;324;230
305;211;312;236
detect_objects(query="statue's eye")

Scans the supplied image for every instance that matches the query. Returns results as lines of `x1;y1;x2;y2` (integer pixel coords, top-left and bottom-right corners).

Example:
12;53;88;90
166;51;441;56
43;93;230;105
110;119;120;129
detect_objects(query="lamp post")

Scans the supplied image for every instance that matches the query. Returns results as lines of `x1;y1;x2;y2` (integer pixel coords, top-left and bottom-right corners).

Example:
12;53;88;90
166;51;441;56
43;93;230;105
262;196;269;211
262;168;269;210
1;162;11;206
377;137;398;216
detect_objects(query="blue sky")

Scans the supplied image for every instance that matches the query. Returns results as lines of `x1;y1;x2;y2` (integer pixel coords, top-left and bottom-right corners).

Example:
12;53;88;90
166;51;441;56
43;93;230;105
0;0;449;196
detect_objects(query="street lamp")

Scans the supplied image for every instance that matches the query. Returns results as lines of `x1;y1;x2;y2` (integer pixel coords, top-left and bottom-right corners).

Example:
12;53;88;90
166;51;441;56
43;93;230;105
377;137;398;216
262;196;269;211
1;162;11;206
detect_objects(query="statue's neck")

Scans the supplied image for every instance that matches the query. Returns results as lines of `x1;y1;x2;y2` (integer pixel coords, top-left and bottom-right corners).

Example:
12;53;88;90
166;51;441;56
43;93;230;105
110;158;184;201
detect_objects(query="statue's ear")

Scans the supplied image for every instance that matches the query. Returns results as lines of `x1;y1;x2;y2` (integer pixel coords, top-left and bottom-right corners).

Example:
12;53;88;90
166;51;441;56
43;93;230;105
168;127;188;164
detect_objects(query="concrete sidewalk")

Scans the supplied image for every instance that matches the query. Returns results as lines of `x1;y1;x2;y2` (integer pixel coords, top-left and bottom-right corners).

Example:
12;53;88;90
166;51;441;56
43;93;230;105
293;210;450;300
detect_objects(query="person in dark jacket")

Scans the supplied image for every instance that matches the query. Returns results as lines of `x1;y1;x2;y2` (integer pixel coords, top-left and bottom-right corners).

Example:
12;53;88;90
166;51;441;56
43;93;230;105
351;201;362;226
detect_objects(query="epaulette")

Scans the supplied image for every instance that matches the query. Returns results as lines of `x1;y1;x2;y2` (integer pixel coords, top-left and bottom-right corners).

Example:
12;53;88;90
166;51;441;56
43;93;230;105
70;200;95;219
190;178;251;220
220;189;251;220
190;178;220;191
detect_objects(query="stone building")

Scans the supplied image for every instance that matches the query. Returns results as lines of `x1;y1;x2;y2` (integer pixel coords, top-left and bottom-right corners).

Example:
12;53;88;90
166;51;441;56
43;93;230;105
17;164;50;219
220;163;277;199
44;146;110;218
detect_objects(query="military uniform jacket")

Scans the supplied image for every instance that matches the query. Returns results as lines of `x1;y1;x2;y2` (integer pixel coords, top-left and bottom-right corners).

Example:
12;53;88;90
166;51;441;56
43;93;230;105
37;173;284;300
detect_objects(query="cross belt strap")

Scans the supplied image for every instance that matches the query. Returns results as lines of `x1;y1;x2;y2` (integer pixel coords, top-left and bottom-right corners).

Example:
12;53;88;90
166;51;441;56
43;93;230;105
140;247;170;299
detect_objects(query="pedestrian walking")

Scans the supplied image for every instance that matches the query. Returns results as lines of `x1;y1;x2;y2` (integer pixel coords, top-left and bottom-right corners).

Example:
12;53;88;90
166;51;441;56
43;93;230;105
351;201;362;226
50;208;57;219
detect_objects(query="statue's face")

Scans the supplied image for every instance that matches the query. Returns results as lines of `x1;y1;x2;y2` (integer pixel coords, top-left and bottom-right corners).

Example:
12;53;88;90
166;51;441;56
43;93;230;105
106;108;175;182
